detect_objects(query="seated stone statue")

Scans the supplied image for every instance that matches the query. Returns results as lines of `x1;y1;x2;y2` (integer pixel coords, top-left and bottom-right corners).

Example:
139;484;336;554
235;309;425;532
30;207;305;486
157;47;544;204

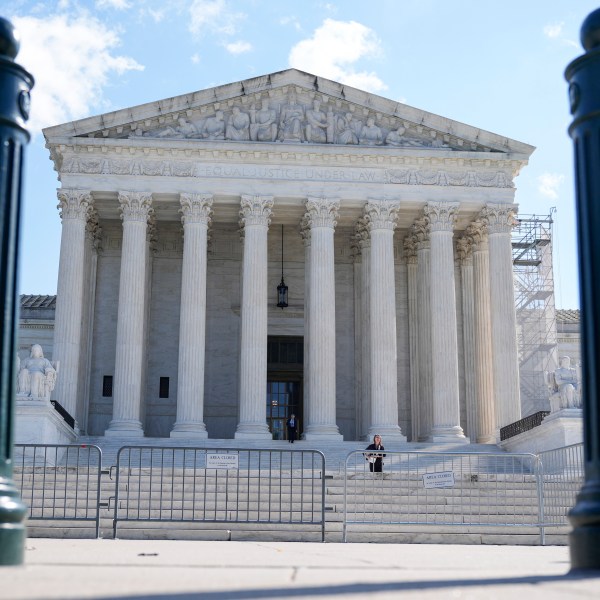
359;117;383;145
17;344;59;401
547;356;581;410
305;99;328;143
201;111;225;140
249;102;278;142
225;106;250;141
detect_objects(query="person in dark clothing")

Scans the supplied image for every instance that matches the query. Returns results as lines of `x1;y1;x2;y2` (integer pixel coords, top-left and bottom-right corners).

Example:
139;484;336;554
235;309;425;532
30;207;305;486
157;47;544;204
286;413;297;443
365;434;385;472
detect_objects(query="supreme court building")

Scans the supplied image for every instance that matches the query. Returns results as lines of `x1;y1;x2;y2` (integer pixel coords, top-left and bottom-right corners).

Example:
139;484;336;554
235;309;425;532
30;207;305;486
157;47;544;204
41;69;534;444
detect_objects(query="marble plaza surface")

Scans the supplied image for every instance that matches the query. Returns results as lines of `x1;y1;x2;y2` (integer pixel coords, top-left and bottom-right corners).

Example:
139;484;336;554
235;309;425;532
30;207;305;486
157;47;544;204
2;538;599;600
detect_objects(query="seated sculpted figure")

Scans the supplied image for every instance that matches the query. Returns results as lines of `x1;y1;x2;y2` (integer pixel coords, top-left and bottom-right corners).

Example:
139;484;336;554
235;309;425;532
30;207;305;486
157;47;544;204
17;344;59;400
201;110;225;140
249;102;278;142
359;117;383;145
278;91;304;142
305;99;328;143
548;356;581;410
335;112;360;145
225;106;250;141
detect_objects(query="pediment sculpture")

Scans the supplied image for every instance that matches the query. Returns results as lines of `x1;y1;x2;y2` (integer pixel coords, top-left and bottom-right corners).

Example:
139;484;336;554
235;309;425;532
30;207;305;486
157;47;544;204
132;90;452;150
16;344;59;401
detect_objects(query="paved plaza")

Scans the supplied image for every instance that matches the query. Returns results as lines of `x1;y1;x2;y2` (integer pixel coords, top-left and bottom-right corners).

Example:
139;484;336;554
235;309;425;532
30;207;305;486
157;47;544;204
2;538;599;600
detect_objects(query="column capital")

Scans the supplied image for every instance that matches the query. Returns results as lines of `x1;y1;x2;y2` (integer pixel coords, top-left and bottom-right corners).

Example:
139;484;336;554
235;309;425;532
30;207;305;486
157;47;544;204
57;188;93;221
240;194;273;227
480;203;517;234
403;232;418;264
364;199;400;231
456;235;473;263
118;191;154;222
305;197;340;229
465;220;489;250
180;193;213;225
424;201;459;233
411;216;430;250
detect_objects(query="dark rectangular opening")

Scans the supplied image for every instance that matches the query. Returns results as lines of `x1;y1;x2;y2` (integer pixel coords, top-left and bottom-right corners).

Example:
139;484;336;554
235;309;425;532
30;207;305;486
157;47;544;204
159;377;170;399
102;376;113;397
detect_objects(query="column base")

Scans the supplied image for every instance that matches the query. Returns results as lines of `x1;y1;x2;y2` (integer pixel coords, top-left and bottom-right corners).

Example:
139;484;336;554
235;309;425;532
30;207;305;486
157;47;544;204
367;425;406;443
170;422;208;439
476;434;497;444
105;419;144;437
303;424;343;441
234;422;272;440
428;425;469;443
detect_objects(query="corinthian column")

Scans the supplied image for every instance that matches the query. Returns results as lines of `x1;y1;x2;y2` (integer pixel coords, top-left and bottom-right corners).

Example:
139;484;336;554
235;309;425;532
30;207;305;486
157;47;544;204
171;193;213;438
235;195;273;440
105;192;153;437
481;203;521;430
467;221;496;443
365;200;405;441
413;217;433;441
404;233;419;442
355;217;371;440
456;235;477;441
300;217;311;435
53;189;93;426
424;202;466;442
303;197;342;440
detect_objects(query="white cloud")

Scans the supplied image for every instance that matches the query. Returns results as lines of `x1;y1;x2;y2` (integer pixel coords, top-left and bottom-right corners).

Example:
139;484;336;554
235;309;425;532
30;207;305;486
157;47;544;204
189;0;244;36
544;22;564;39
538;173;565;199
96;0;131;9
14;14;144;133
280;15;302;31
288;19;386;93
147;8;165;23
224;40;252;54
191;53;201;64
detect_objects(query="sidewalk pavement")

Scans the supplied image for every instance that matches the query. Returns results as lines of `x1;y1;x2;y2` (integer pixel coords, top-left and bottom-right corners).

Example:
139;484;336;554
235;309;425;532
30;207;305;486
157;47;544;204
2;538;599;600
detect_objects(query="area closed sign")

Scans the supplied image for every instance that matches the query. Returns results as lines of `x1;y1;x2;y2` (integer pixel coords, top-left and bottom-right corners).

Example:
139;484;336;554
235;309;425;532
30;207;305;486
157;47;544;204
422;471;455;488
206;453;239;469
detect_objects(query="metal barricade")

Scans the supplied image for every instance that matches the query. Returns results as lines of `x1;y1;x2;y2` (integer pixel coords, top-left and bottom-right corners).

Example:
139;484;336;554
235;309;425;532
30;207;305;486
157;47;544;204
13;444;103;538
112;446;326;541
538;443;584;528
343;450;543;543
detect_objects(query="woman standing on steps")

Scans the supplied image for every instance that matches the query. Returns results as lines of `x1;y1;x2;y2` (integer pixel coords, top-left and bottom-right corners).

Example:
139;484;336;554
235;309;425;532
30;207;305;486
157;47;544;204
365;434;385;473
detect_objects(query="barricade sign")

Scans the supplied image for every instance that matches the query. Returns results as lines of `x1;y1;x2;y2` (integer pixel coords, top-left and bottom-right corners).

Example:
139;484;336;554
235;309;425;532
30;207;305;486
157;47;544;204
422;471;455;488
206;453;239;469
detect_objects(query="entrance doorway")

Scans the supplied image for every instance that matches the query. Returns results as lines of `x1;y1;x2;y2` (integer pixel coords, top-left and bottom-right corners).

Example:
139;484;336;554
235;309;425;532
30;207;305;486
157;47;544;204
267;336;303;440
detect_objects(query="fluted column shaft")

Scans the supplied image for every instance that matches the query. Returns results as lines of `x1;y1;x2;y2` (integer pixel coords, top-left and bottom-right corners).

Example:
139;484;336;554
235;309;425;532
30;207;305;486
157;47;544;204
301;220;311;436
471;230;496;443
414;219;433;441
106;192;153;436
235;195;273;439
425;203;466;442
303;197;342;440
53;189;92;424
483;204;521;429
457;236;476;441
366;200;405;441
404;235;419;442
171;194;213;438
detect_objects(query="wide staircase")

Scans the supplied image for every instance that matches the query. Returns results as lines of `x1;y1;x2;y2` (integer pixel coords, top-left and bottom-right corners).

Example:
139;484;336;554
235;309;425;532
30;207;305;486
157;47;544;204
15;437;575;545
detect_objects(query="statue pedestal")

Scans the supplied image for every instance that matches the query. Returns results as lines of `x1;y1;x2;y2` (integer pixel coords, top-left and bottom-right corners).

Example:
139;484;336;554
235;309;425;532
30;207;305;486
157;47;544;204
499;408;583;454
15;397;78;448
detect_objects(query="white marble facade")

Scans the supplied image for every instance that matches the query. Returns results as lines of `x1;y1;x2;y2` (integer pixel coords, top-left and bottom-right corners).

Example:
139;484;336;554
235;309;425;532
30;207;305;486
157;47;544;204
42;69;534;442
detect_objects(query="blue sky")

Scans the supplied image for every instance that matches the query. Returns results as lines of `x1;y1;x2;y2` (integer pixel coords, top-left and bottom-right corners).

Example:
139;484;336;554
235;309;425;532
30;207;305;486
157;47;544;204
2;0;597;309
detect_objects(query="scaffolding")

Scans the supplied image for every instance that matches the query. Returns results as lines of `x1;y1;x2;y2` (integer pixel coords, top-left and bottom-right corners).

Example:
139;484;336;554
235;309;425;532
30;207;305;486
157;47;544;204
512;211;558;416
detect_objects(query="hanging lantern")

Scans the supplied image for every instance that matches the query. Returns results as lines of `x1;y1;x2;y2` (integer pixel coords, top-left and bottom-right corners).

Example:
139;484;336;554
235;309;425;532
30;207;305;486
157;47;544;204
277;224;288;309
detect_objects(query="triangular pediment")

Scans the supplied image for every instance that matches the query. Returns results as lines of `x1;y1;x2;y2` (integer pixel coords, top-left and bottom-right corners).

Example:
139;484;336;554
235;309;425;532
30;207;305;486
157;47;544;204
43;69;534;156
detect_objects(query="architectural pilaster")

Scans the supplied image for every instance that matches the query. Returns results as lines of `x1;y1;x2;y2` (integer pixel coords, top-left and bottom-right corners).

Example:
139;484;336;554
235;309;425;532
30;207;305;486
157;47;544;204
467;221;496;443
457;235;477;442
171;193;213;438
404;233;419;442
52;188;93;427
413;217;433;441
481;203;521;430
303;197;342;440
235;194;273;439
424;202;466;442
105;191;153;437
355;217;371;440
365;200;405;441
